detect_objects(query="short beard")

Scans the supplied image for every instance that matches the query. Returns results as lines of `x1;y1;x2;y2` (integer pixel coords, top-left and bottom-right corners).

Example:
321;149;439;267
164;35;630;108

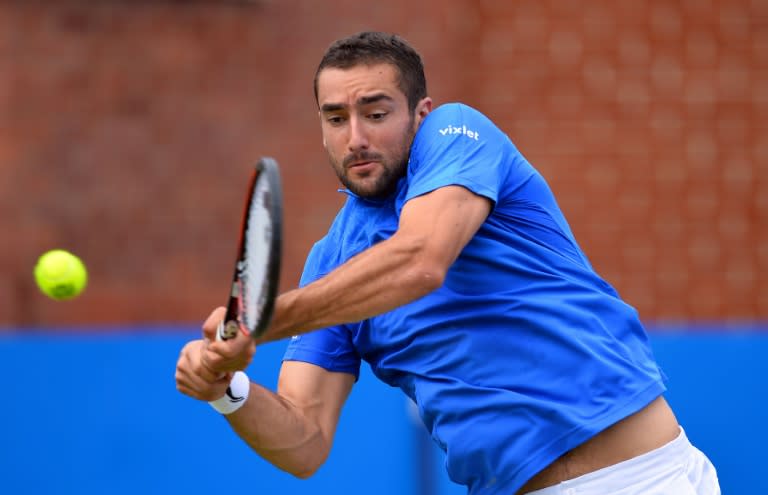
335;151;406;199
330;116;415;200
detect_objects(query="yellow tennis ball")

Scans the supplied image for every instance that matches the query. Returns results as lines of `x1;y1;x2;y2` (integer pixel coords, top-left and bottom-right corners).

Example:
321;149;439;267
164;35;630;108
34;249;88;300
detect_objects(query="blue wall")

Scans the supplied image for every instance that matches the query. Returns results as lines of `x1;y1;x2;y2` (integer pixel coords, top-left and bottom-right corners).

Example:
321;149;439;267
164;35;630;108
0;326;764;494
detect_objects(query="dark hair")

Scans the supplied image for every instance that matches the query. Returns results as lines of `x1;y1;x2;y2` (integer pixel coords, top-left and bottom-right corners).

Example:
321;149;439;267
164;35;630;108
314;31;427;111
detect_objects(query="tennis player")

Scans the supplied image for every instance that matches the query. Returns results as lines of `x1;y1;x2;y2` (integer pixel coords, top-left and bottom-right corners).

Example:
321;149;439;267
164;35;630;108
176;31;721;494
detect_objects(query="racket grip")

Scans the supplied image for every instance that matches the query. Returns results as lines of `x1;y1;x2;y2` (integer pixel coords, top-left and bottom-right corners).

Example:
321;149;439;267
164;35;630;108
217;319;240;341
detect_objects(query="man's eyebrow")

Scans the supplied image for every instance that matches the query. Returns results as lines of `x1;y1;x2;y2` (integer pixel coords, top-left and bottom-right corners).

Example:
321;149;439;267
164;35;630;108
358;93;394;106
320;102;345;113
320;93;394;113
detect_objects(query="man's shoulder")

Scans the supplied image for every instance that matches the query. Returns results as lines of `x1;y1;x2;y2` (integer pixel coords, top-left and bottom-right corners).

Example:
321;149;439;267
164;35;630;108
426;102;483;120
413;103;502;159
418;103;496;137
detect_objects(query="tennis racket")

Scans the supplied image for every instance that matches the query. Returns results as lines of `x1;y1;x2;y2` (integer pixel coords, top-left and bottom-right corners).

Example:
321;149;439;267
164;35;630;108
217;157;283;341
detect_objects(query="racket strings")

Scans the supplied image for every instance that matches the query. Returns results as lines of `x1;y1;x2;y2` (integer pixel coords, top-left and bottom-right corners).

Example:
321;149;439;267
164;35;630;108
240;179;274;331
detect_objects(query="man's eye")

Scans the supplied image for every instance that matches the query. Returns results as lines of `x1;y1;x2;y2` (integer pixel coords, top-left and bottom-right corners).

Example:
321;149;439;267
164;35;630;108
327;116;344;125
369;112;387;120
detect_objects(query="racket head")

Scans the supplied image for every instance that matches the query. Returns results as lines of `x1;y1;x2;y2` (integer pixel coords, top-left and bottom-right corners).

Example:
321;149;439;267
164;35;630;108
219;157;283;340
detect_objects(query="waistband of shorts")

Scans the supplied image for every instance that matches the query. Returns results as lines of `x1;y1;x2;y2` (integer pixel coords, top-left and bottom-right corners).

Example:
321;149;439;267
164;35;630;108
526;427;689;495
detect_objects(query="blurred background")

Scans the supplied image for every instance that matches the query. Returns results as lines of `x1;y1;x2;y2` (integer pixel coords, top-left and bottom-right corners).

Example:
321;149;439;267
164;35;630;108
0;0;765;493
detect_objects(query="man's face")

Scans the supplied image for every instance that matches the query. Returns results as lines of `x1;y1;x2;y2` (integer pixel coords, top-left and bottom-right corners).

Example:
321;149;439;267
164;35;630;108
316;63;431;199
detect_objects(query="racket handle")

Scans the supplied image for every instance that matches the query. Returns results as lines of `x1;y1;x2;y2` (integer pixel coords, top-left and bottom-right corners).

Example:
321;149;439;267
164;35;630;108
217;319;240;341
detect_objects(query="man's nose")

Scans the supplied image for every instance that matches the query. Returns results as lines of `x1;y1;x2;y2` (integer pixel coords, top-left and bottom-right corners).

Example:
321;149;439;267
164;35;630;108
348;118;369;151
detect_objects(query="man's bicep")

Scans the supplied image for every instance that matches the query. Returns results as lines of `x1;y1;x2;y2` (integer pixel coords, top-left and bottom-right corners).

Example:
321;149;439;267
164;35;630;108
398;185;492;270
277;360;355;442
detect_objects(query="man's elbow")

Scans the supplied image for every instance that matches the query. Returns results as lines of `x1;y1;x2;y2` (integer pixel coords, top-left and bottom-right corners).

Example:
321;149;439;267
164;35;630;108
287;454;327;479
282;445;330;480
407;261;446;295
291;467;317;480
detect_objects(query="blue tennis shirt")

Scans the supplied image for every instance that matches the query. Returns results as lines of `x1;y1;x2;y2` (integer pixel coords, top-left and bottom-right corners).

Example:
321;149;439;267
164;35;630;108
284;103;666;494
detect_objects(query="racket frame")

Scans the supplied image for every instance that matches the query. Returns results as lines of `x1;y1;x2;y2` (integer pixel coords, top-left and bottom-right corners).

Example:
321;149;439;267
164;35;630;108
218;157;282;341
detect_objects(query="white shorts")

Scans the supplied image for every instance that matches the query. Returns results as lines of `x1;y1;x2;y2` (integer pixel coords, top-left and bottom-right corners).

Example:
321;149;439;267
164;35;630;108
526;428;720;495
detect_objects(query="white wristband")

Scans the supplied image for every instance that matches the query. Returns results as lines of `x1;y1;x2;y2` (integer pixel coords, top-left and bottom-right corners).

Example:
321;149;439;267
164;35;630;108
209;371;250;415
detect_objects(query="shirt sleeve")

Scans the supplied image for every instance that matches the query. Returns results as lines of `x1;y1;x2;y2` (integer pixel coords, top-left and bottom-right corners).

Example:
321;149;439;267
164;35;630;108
283;326;361;380
281;240;362;380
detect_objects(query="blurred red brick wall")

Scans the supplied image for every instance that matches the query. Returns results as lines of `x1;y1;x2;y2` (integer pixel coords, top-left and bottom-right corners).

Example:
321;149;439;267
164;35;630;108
1;1;765;326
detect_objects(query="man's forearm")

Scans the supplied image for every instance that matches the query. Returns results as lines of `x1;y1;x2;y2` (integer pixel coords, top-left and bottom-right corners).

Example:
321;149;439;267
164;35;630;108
262;232;442;343
224;382;328;478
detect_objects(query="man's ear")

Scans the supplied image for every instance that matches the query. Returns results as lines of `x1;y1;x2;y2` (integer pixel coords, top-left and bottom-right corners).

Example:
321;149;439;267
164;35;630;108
414;97;433;127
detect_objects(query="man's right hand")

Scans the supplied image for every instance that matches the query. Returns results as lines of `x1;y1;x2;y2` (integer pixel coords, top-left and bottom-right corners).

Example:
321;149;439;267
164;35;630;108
175;337;232;402
175;307;255;402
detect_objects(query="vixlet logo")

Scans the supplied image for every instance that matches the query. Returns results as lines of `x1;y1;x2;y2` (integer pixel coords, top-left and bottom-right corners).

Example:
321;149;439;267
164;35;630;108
439;124;480;140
